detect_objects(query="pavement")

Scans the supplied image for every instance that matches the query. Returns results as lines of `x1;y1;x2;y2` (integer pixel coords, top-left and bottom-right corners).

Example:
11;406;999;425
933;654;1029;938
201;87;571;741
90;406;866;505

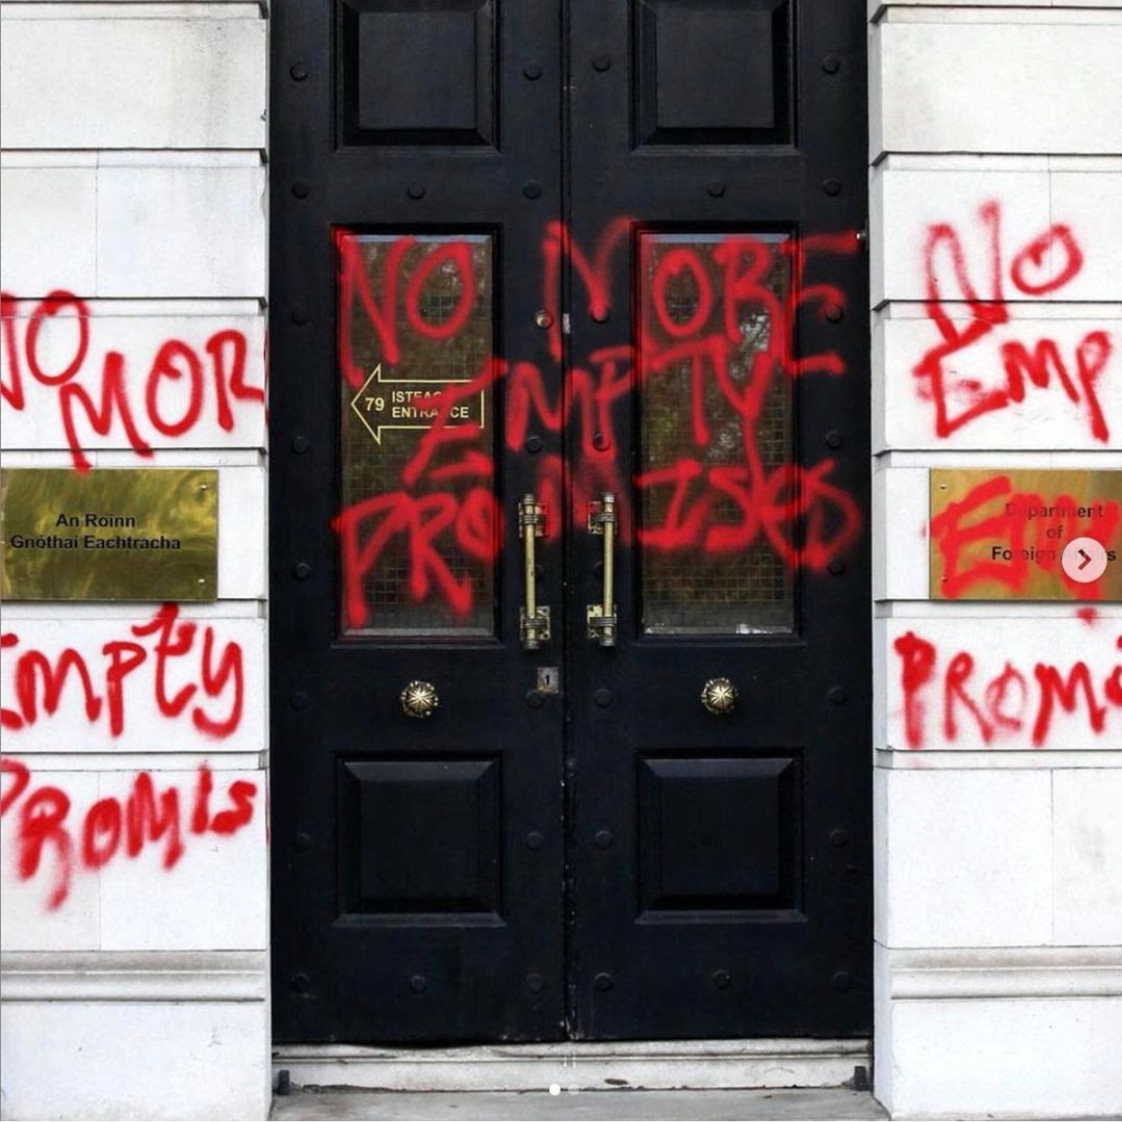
271;1088;888;1120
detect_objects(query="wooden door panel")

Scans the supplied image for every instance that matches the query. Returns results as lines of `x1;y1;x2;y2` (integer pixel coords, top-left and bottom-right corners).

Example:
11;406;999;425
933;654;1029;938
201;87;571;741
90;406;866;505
270;0;566;1043
338;0;497;146
634;0;792;145
564;0;872;1039
272;0;871;1045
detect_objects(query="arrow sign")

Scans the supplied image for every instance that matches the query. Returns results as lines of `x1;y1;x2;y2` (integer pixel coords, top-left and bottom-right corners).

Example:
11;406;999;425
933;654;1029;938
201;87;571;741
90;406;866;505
349;364;486;446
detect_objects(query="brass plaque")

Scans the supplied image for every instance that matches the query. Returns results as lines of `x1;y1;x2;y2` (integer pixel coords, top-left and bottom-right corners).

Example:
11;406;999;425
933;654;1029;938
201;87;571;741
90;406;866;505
930;469;1121;601
1;469;218;601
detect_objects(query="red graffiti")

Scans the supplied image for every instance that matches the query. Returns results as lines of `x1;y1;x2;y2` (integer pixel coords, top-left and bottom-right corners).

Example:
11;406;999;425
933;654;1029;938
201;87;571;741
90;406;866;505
893;631;1122;749
914;200;1111;442
1;604;244;739
0;759;256;910
0;292;264;472
931;475;1120;599
334;225;863;627
540;218;631;363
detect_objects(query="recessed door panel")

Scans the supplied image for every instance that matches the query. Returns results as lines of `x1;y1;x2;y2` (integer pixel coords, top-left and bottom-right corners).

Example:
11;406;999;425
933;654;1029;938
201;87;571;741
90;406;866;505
338;758;502;918
637;756;801;914
634;0;792;145
338;0;497;147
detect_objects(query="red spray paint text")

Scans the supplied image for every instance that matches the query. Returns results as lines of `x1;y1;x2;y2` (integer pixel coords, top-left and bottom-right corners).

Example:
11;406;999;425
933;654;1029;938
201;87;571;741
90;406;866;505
335;225;863;627
915;200;1112;442
1;291;264;472
1;604;244;740
1;759;256;910
893;630;1122;749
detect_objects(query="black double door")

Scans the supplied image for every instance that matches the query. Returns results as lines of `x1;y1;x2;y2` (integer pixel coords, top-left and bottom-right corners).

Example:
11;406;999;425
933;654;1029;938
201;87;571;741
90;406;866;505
271;0;870;1044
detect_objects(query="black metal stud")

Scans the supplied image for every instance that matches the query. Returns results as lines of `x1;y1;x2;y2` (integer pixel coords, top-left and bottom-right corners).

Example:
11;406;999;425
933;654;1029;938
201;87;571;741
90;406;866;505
828;686;848;705
593;688;613;708
291;435;309;454
290;308;309;326
825;430;844;449
823;178;843;197
291;972;310;993
707;181;726;199
525;690;545;709
821;55;841;75
712;969;731;989
294;831;312;852
409;975;427;993
593;432;611;451
523;180;543;200
525;434;544;453
832;970;852;993
525;830;545;850
293;561;312;580
591;307;611;323
594;972;614;991
830;828;850;849
525;973;546;994
406;184;426;200
289;62;309;81
592;55;611;72
828;559;846;576
291;182;309;199
523;63;542;80
825;305;844;323
594;829;613;849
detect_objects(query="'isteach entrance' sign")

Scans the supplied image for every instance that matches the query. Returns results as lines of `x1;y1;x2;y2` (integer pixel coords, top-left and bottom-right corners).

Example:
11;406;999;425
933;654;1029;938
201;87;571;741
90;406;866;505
349;363;486;446
930;468;1121;601
0;468;218;602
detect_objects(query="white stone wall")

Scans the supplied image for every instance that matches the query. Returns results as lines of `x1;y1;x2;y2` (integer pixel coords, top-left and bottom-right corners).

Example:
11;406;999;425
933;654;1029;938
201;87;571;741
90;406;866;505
869;2;1122;1117
0;3;271;1119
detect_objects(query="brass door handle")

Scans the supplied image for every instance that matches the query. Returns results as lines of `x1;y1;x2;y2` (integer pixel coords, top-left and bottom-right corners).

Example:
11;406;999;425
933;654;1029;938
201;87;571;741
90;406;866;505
587;493;617;647
518;493;550;650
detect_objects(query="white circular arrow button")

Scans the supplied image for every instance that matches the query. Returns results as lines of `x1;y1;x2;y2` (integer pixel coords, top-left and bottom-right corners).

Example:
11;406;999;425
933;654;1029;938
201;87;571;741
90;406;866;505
1061;536;1108;584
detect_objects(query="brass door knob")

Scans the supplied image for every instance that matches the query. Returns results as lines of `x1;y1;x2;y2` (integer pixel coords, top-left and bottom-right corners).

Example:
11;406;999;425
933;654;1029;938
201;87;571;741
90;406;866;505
701;678;737;716
401;681;439;719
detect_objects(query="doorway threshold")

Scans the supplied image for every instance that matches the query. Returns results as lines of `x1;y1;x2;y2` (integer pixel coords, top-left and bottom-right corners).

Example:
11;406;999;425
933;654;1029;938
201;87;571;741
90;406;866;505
273;1039;871;1094
271;1088;886;1121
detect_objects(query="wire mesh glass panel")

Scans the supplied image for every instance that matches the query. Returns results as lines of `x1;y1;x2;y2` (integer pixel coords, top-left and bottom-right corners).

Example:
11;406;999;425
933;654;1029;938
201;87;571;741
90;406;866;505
638;232;794;635
338;233;496;637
